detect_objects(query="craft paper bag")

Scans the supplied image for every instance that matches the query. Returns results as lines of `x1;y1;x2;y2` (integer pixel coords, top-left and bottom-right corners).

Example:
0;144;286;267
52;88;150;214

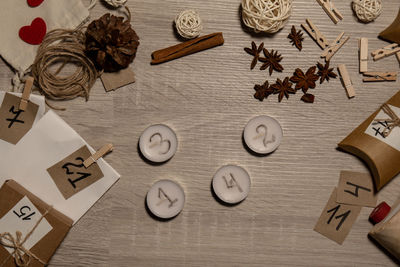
0;180;72;267
369;199;400;261
0;110;120;224
0;0;90;71
338;90;400;191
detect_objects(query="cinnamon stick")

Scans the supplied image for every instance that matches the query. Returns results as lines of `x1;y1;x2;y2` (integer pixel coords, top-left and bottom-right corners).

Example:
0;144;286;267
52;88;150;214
151;32;224;64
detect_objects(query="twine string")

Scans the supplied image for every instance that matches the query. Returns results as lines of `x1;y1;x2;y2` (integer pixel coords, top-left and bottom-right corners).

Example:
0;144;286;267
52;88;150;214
0;209;51;267
374;104;400;137
352;0;382;23
175;10;203;39
31;28;99;102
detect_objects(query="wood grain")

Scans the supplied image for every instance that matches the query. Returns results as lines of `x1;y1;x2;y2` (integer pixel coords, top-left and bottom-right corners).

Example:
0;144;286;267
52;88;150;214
1;0;400;266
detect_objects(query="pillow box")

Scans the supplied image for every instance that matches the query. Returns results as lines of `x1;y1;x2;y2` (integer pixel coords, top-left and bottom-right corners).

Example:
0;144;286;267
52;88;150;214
338;90;400;191
0;0;90;71
0;180;72;267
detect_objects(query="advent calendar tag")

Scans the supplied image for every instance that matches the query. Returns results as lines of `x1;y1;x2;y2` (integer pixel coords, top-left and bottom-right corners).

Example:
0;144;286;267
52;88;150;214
0;196;52;255
47;146;104;199
336;171;377;207
314;188;361;244
0;93;38;144
365;104;400;151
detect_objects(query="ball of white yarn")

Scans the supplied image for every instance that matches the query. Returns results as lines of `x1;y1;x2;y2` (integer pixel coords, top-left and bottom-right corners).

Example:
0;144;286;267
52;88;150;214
103;0;127;8
352;0;382;23
174;10;203;39
241;0;292;34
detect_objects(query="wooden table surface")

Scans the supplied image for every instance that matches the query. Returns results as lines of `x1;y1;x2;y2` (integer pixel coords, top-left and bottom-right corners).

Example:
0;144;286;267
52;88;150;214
2;0;400;266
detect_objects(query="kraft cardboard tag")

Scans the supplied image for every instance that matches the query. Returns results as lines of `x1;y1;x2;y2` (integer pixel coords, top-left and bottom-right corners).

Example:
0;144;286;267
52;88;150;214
100;68;135;92
314;188;362;245
0;196;52;256
47;145;104;200
336;171;377;207
0;93;38;144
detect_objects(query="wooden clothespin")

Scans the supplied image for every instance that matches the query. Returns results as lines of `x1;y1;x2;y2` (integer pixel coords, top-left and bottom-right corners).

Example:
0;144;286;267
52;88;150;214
371;43;400;61
321;32;349;62
316;0;343;24
301;19;329;49
19;76;34;111
359;38;368;73
363;72;397;82
337;64;355;98
83;144;114;168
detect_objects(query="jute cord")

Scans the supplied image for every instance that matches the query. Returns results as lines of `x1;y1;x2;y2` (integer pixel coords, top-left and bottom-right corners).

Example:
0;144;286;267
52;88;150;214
175;10;203;39
352;0;382;23
374;103;400;137
31;28;99;102
241;0;292;33
0;209;51;267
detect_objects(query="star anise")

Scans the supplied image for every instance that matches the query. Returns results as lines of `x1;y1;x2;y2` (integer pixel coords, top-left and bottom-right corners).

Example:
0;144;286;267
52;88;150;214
288;25;304;51
259;49;284;75
254;80;274;101
271;77;296;102
290;66;319;93
244;41;264;70
316;61;337;84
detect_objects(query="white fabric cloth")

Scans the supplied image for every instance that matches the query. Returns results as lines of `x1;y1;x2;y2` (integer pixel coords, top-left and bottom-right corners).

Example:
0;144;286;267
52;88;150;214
0;110;120;224
0;0;90;71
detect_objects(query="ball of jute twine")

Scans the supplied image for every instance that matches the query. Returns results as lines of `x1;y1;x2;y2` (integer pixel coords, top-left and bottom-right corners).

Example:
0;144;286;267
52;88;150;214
31;28;99;102
352;0;382;23
103;0;127;8
241;0;292;33
175;10;203;39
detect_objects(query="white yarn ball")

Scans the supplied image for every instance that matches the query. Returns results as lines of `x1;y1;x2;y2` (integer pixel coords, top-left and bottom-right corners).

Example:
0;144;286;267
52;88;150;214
175;10;203;39
103;0;127;8
241;0;292;34
352;0;382;23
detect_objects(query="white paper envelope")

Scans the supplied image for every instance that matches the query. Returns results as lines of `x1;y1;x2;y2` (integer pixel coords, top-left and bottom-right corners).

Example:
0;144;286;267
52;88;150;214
1;110;120;224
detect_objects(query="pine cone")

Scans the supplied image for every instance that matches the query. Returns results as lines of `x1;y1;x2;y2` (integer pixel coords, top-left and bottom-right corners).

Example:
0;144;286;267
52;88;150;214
85;13;139;72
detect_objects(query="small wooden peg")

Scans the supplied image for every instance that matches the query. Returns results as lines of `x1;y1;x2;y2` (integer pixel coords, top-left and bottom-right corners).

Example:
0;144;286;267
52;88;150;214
338;64;355;98
359;38;368;73
321;32;349;62
301;19;329;49
19;76;34;111
316;0;343;24
83;144;114;168
363;72;397;82
371;43;400;61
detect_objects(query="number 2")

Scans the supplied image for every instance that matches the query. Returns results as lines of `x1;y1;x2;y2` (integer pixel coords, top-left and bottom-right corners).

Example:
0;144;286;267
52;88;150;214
13;205;36;220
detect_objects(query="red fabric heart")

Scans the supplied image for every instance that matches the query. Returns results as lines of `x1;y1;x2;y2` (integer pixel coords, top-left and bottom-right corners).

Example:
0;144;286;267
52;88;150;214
19;18;47;45
27;0;44;7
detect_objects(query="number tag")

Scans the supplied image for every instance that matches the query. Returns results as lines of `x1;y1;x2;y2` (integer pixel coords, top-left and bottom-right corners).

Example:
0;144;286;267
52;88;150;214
47;145;104;199
0;196;52;255
0;93;39;144
314;188;361;244
365;104;400;151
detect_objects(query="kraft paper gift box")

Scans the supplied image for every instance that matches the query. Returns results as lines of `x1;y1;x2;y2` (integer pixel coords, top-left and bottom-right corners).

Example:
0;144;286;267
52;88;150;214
369;199;400;261
339;90;400;191
0;110;120;224
0;180;72;267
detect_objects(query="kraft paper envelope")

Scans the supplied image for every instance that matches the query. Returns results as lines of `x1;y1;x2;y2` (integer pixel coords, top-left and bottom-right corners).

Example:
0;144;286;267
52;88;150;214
0;110;120;224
